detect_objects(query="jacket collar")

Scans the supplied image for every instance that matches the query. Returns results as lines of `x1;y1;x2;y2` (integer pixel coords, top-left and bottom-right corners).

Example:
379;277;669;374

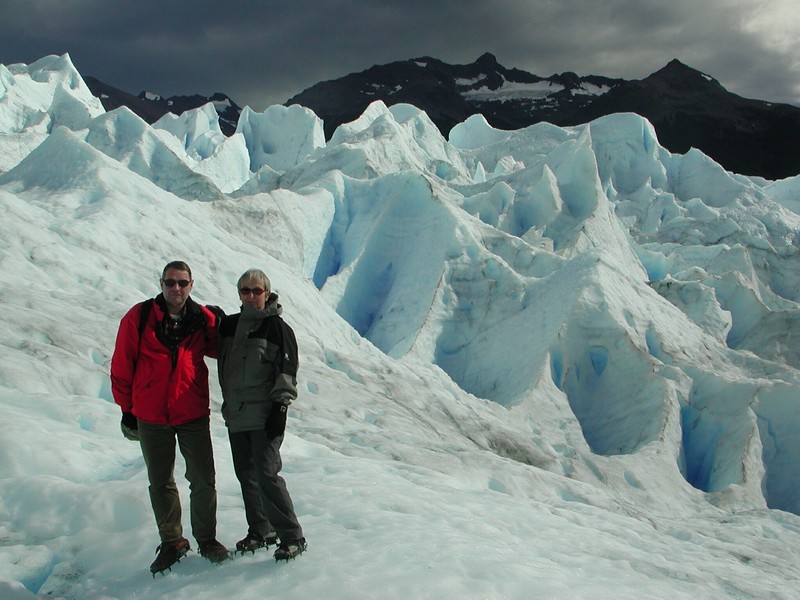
239;292;283;322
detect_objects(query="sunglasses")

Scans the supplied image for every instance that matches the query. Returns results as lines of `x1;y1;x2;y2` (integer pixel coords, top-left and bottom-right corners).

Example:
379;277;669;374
239;287;266;296
162;278;191;288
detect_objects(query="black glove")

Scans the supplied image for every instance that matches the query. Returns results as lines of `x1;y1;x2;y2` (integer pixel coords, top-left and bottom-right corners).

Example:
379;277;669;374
266;403;288;439
120;411;139;441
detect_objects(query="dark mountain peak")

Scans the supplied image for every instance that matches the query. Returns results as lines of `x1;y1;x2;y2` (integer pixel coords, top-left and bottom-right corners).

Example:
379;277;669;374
475;53;500;68
550;71;582;89
208;92;236;104
645;59;722;91
663;58;694;72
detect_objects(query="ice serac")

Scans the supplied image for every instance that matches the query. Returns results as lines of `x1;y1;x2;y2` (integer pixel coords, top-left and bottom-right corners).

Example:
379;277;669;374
236;104;326;173
0;125;115;194
448;113;510;150
329;101;470;182
0;54;104;135
154;103;251;193
153;102;223;151
0;54;106;174
84;106;224;201
765;174;800;216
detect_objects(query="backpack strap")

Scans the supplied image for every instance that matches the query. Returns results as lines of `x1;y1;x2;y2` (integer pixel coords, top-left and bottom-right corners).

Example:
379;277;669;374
137;298;154;346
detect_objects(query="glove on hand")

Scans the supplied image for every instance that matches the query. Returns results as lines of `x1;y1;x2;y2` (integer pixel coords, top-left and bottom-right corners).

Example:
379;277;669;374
120;411;139;442
266;403;288;439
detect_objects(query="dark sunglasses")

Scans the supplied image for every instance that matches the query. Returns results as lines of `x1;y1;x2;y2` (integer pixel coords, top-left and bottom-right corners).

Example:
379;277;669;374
162;278;191;288
239;287;266;296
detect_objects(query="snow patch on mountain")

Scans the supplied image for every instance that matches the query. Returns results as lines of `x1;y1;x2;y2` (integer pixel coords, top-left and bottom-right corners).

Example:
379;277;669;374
463;78;565;102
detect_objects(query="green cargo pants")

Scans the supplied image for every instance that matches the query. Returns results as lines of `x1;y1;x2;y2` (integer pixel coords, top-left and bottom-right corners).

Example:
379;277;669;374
138;415;217;543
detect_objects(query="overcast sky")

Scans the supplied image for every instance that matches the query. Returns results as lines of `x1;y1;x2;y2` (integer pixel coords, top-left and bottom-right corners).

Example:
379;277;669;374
2;0;799;111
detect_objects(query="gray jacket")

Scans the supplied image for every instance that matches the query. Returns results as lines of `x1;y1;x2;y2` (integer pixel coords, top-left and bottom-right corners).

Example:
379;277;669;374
217;296;299;433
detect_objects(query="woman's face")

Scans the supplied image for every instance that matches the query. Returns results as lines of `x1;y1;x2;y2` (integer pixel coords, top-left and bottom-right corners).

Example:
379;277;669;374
238;278;267;310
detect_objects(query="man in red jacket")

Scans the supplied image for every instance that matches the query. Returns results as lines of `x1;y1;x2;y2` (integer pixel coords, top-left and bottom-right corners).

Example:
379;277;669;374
111;260;230;575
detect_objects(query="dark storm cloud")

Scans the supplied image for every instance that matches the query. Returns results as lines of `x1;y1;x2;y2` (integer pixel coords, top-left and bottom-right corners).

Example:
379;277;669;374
1;0;798;110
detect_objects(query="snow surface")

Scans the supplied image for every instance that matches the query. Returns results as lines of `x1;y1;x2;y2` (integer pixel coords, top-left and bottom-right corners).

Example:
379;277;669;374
458;75;609;102
462;77;565;102
2;53;800;599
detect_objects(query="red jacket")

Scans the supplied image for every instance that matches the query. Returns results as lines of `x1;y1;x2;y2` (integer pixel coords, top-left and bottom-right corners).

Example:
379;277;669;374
111;295;219;426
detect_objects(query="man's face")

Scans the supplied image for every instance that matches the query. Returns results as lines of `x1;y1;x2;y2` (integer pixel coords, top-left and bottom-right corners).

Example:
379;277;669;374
161;268;193;313
238;278;267;310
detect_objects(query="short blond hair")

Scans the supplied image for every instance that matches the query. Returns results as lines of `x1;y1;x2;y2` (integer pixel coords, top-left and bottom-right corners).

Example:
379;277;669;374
237;268;271;292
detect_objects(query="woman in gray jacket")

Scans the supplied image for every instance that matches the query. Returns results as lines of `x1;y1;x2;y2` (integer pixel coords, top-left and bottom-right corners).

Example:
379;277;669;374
217;268;306;561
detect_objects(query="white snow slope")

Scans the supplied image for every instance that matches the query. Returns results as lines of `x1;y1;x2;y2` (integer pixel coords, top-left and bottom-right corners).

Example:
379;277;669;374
1;54;800;599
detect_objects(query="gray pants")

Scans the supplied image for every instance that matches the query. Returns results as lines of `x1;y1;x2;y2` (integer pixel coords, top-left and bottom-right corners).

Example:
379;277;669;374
229;429;304;542
138;416;217;543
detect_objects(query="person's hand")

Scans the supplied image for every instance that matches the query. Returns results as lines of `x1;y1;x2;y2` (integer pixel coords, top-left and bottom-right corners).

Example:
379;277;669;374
205;304;225;325
205;304;225;318
266;403;288;439
120;411;139;441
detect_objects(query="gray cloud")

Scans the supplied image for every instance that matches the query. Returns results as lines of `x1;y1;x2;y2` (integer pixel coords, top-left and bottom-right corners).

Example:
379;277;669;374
1;0;798;110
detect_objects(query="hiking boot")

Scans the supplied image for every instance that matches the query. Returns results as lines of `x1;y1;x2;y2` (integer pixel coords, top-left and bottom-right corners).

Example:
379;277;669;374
274;538;307;562
150;537;191;576
197;539;232;564
236;531;278;554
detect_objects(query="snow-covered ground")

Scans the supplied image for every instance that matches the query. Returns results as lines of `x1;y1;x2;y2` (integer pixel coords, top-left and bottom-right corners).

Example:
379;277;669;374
1;53;800;599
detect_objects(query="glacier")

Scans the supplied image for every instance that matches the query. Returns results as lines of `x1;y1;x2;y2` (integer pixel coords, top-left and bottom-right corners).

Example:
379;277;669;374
1;53;800;599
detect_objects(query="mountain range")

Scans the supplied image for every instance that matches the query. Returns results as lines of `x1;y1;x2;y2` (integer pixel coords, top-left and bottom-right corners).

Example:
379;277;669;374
85;54;800;181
